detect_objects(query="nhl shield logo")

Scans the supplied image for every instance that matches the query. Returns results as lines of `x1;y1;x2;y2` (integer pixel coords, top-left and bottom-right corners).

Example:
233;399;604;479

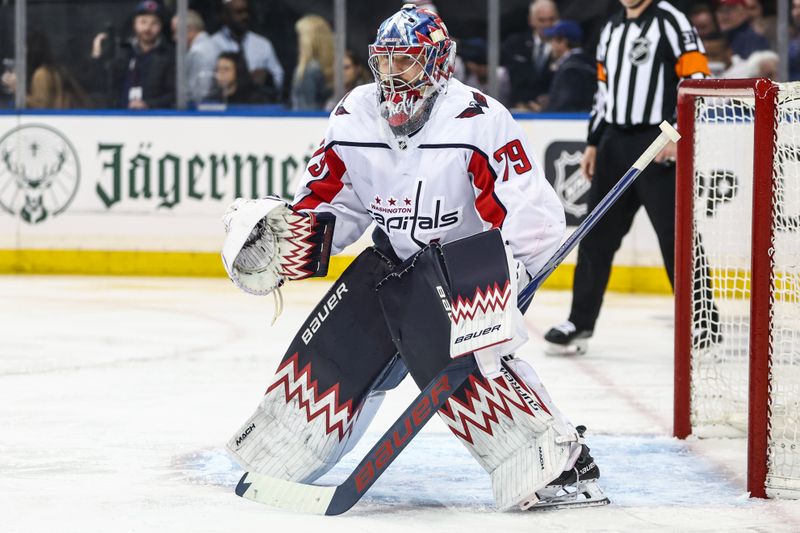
544;141;590;226
0;124;80;224
629;36;651;66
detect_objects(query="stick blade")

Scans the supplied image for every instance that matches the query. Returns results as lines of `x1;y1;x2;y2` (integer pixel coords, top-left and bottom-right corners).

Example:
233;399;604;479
235;471;336;515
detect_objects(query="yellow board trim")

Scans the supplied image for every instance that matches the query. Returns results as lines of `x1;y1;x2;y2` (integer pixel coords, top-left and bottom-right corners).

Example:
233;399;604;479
0;249;674;294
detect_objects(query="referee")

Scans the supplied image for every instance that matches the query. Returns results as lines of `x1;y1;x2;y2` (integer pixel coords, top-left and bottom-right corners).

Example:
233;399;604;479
545;0;711;354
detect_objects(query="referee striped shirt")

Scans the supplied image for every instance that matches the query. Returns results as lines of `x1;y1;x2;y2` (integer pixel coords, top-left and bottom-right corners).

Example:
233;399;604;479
588;0;709;145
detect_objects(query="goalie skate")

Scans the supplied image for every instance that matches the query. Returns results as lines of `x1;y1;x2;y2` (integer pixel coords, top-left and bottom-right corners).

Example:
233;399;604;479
519;426;609;511
523;479;609;511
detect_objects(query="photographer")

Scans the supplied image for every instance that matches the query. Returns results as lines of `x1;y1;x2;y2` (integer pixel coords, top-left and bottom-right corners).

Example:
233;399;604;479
91;0;175;109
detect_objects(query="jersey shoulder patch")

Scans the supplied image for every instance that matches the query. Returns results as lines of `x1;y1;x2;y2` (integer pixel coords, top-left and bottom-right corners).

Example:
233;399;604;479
456;91;490;119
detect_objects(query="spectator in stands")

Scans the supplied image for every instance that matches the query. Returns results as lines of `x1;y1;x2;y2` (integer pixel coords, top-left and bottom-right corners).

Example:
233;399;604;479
171;10;219;104
689;3;719;41
705;32;777;80
792;0;800;80
343;50;370;93
325;49;370;109
554;0;616;57
91;0;175;109
290;15;334;111
455;38;511;106
716;0;769;60
208;51;264;105
702;32;737;77
743;0;776;49
538;20;594;113
212;0;283;102
734;49;779;79
1;30;87;108
501;0;558;111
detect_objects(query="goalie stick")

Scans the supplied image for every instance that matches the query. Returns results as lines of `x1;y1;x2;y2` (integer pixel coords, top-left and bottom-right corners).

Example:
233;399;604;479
235;121;681;515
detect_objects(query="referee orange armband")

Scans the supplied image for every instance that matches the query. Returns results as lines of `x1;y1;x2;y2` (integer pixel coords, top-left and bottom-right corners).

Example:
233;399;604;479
675;51;711;78
597;62;607;83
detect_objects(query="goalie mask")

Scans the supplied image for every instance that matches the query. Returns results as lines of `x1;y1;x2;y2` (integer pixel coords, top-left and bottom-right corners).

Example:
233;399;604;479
368;4;456;141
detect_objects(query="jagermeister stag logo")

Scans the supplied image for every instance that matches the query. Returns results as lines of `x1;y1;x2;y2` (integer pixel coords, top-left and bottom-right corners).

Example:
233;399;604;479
0;124;80;224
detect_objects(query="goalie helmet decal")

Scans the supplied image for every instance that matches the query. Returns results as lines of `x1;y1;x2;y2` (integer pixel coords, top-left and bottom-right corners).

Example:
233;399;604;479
368;4;456;139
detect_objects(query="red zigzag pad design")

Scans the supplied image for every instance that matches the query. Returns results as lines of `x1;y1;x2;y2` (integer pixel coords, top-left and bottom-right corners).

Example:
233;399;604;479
450;280;511;324
266;353;356;441
439;371;551;445
279;215;317;279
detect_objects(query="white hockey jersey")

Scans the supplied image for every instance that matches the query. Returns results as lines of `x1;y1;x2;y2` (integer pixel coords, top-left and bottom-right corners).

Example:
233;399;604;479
293;79;566;277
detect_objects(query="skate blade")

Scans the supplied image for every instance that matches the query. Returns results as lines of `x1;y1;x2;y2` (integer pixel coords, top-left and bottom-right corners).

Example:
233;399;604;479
543;339;588;356
528;496;610;511
526;480;609;511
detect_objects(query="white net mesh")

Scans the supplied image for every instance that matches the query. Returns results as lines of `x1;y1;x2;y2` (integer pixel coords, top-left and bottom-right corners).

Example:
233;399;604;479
691;94;754;436
766;84;800;496
689;82;800;497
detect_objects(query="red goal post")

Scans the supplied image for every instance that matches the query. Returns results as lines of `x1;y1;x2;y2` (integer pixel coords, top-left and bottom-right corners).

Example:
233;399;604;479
673;78;800;499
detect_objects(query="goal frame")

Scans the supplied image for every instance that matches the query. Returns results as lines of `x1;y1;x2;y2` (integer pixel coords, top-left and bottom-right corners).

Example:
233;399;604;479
673;78;779;499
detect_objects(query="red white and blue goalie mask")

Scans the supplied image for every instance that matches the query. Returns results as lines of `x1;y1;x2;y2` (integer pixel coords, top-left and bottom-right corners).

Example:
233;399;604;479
368;5;456;137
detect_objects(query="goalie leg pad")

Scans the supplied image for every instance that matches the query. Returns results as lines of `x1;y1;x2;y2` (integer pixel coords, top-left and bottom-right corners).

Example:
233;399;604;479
228;247;400;483
377;232;581;510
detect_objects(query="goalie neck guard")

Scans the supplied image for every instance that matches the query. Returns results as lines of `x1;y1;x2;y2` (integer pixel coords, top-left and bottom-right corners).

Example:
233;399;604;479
368;4;456;143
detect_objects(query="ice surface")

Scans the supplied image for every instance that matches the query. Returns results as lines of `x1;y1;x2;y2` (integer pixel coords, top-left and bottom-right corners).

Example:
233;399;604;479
2;276;799;532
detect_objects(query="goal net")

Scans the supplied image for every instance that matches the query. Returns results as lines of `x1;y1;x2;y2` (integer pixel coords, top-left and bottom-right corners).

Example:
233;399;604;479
674;78;800;499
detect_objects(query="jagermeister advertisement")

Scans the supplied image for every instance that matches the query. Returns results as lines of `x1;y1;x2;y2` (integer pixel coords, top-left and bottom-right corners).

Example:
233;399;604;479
2;114;667;262
0;115;327;251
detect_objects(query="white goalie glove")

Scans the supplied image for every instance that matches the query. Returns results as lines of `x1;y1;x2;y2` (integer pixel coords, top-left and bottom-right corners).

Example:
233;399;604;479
221;197;335;317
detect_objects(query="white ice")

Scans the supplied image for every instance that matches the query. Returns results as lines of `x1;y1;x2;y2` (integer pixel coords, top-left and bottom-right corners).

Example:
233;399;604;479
2;275;800;532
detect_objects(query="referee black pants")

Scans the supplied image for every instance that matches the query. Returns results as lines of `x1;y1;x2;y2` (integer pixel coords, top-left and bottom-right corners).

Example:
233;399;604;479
568;125;675;332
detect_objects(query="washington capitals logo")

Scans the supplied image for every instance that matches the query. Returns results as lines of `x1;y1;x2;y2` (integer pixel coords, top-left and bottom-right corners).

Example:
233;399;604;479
456;91;489;118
